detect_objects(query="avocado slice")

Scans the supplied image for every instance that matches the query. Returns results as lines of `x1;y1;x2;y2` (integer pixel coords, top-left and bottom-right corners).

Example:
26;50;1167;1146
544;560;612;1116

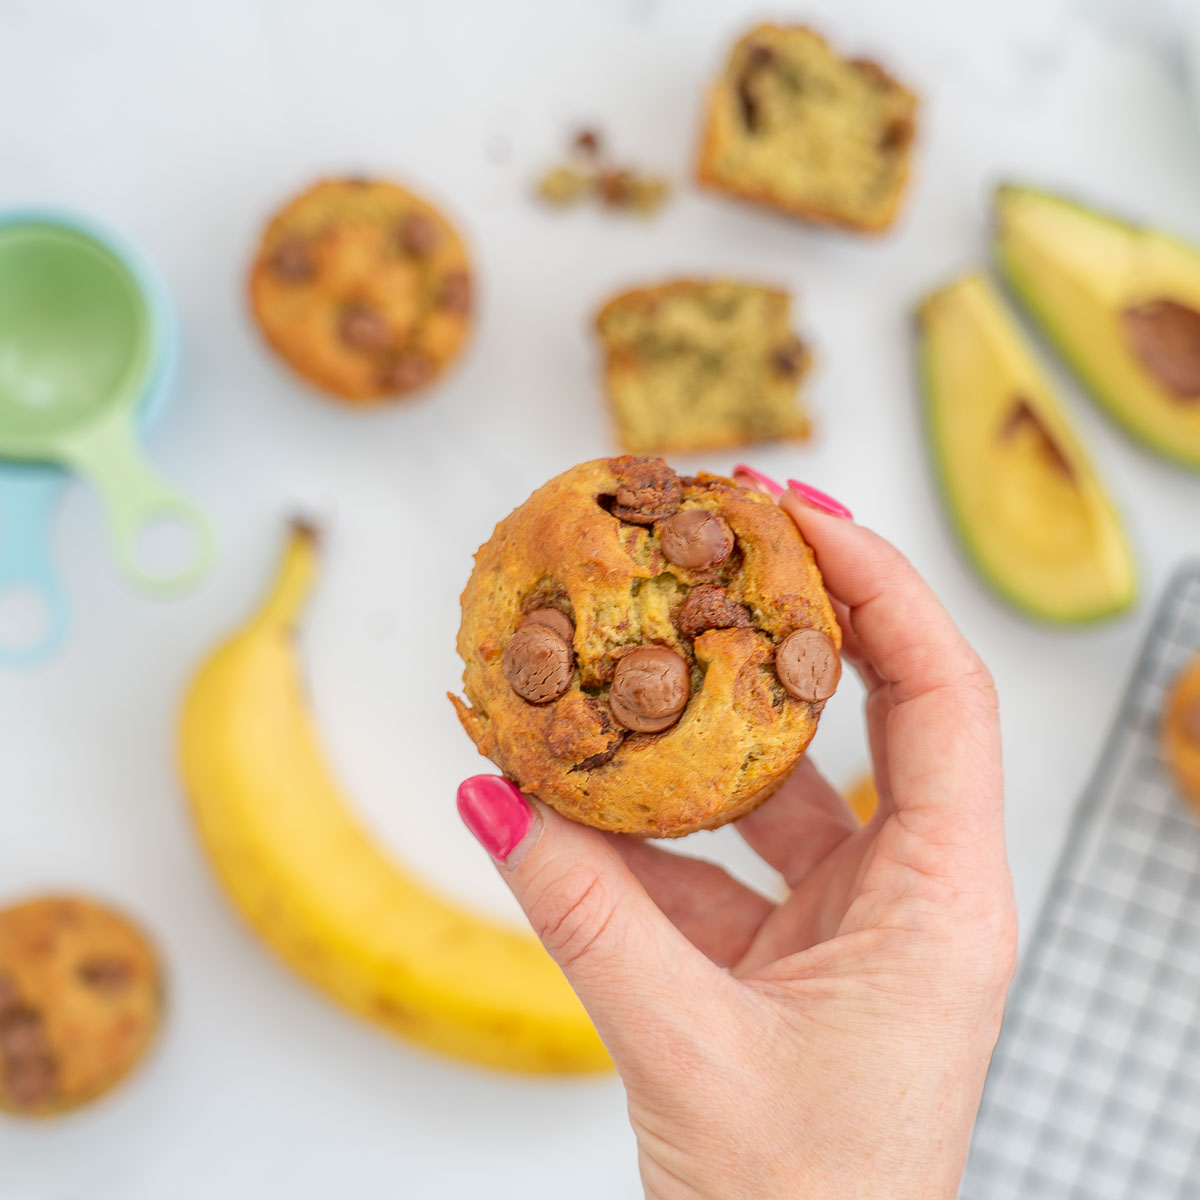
917;273;1136;624
995;185;1200;472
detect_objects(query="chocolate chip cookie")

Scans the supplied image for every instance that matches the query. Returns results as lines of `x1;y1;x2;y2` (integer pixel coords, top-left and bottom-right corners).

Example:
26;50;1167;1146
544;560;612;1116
0;896;163;1117
249;177;473;402
451;457;841;836
1165;651;1200;811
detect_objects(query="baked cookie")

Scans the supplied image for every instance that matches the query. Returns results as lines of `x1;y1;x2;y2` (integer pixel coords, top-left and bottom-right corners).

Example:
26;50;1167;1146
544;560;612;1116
0;895;162;1117
696;25;918;233
1164;651;1200;810
595;280;811;454
451;457;841;836
249;177;472;402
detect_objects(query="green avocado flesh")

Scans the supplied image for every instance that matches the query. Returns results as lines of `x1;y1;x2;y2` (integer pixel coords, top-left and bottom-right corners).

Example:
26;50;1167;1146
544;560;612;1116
918;273;1136;623
995;185;1200;472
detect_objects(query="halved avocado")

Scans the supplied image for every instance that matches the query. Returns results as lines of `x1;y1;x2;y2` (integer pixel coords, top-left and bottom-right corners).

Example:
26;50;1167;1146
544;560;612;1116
995;185;1200;472
918;273;1136;624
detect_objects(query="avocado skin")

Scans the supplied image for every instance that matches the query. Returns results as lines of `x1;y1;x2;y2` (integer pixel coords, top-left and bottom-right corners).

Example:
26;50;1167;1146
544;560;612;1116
917;275;1137;626
995;184;1200;474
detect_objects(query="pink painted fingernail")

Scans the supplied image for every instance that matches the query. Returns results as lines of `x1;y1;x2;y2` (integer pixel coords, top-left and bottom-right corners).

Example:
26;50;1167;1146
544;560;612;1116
732;464;784;497
786;480;853;520
457;775;538;863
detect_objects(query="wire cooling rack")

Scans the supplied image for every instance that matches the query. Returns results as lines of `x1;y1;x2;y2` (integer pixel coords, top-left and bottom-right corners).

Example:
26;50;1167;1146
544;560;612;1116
962;562;1200;1200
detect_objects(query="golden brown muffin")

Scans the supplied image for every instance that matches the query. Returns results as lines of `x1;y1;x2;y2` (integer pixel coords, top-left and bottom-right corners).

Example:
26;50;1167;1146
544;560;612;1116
451;457;841;836
0;895;162;1117
696;25;918;233
249;177;472;402
595;280;812;454
1164;652;1200;810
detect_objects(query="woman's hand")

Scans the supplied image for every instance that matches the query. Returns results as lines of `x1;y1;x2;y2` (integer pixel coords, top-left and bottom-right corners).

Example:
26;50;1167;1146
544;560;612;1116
457;473;1016;1200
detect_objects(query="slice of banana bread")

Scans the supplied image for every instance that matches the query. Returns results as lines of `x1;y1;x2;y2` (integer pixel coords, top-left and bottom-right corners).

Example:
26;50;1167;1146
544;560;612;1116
595;279;812;454
697;24;917;233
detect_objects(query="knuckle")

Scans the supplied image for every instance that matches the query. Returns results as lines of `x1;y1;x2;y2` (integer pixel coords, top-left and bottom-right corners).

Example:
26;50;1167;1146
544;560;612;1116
527;868;620;974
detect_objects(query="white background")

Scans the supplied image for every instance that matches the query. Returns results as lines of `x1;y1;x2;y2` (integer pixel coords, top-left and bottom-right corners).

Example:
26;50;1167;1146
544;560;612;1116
2;0;1200;1195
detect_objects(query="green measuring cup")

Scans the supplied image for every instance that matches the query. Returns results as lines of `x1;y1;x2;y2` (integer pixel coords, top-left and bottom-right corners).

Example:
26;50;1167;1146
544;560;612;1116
0;220;214;593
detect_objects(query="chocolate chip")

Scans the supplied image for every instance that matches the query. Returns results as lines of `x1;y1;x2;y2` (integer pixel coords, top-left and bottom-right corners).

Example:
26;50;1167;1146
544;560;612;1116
78;957;135;994
0;973;18;1013
597;169;636;208
1121;299;1200;400
504;623;574;704
659;510;734;570
1182;698;1200;744
6;1054;58;1107
609;646;690;733
400;213;440;257
608;456;683;525
379;350;435;392
437;270;472;314
339;304;392;352
737;44;775;133
771;336;808;378
746;43;775;69
269;236;315;283
775;629;841;702
676;584;753;639
0;1007;45;1058
521;608;574;643
880;115;914;152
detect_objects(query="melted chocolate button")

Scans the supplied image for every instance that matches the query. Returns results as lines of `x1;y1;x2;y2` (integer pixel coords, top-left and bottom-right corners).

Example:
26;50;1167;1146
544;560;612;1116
522;608;574;644
609;457;683;525
269;236;315;282
1182;698;1200;745
400;213;440;257
339;304;392;351
609;646;690;733
437;270;471;314
660;509;734;570
380;350;435;392
776;629;841;702
504;624;573;704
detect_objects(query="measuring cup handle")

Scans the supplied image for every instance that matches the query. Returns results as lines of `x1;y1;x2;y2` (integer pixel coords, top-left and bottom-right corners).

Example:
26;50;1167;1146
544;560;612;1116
0;476;70;667
63;418;217;595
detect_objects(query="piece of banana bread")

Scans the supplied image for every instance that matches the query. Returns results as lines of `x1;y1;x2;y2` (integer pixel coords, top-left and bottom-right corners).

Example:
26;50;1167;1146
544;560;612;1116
697;24;917;233
595;279;812;454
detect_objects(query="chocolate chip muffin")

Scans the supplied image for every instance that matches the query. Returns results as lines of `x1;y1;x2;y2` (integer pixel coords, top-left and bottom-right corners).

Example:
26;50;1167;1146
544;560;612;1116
451;457;841;836
596;280;812;453
0;896;163;1117
1164;651;1200;811
249;177;472;402
696;25;918;233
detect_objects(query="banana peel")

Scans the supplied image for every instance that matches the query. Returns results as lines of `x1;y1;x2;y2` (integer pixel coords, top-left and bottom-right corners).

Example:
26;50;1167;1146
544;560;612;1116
179;521;610;1074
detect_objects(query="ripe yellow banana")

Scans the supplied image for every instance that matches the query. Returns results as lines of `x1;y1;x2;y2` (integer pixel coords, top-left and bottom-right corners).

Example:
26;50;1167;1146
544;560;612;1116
179;522;609;1074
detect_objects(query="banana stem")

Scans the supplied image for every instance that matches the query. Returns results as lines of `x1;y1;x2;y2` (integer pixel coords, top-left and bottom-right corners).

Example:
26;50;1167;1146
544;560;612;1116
254;520;321;633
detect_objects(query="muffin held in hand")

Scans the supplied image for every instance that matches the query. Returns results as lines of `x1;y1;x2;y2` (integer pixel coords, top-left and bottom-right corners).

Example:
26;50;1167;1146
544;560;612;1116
697;24;918;233
0;896;163;1117
451;457;841;836
249;177;472;402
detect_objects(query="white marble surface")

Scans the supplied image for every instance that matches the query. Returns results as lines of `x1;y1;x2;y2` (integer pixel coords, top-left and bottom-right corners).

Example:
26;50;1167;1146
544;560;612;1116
2;0;1200;1195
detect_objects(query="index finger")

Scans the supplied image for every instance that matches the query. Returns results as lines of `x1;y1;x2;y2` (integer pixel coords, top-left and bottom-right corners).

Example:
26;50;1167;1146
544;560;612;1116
779;491;1003;845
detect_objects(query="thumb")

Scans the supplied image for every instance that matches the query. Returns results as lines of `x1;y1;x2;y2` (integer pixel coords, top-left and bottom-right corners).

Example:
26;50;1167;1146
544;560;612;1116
456;774;713;1059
